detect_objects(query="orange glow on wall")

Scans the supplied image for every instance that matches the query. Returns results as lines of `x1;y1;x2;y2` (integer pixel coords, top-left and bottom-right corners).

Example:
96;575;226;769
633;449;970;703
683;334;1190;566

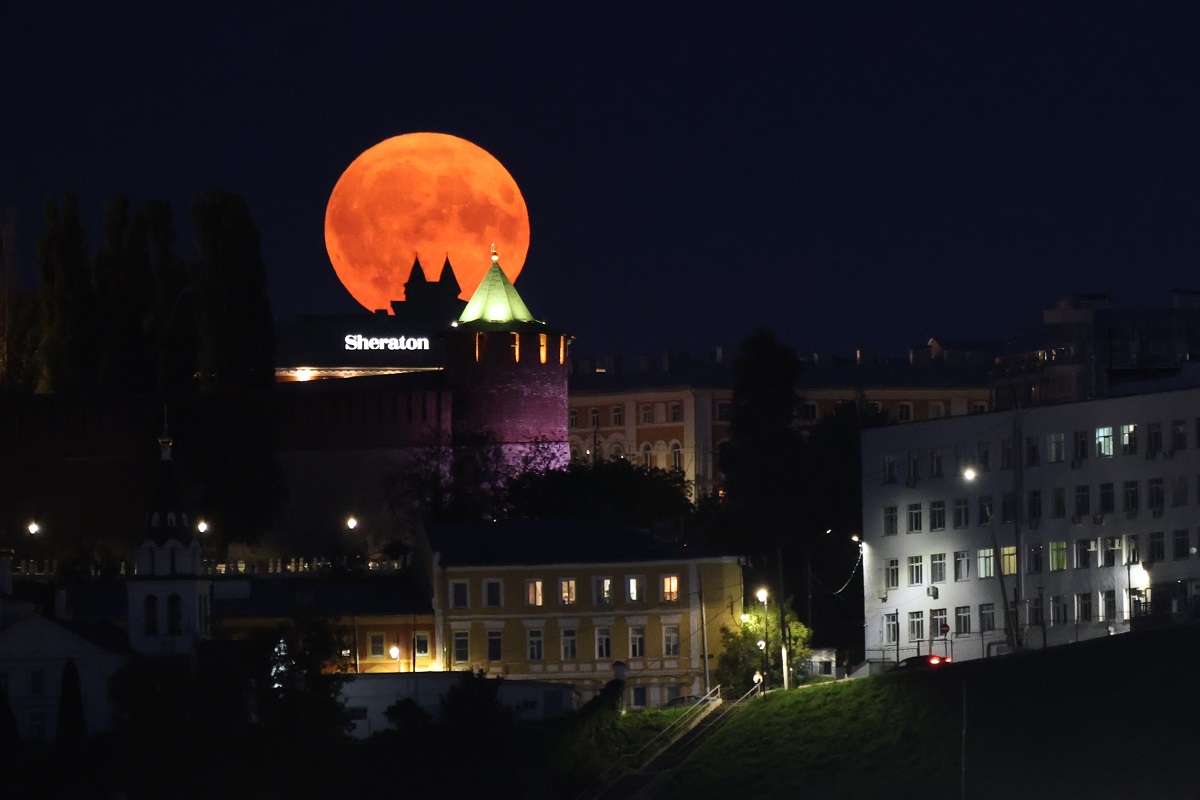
324;132;530;313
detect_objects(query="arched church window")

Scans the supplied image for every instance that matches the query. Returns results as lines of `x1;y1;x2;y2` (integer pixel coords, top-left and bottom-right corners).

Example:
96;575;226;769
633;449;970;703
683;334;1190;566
144;595;159;636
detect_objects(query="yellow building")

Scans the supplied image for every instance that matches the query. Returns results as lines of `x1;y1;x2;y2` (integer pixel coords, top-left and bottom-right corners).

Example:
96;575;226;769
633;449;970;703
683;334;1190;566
419;518;744;709
567;345;993;498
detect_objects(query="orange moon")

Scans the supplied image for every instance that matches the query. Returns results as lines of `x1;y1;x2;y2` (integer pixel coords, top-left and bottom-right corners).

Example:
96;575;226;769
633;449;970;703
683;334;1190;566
324;132;530;312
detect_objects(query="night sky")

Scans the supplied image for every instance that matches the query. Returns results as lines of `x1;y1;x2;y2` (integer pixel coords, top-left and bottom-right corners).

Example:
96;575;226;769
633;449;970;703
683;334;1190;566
4;3;1200;359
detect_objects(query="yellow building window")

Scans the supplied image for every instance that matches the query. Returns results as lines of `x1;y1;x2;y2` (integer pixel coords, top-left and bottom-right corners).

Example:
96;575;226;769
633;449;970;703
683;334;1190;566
661;574;679;602
539;333;548;364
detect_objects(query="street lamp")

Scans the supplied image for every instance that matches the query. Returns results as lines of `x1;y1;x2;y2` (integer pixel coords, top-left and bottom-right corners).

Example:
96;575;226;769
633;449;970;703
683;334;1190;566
963;468;1017;653
27;522;40;535
756;587;769;690
389;644;401;672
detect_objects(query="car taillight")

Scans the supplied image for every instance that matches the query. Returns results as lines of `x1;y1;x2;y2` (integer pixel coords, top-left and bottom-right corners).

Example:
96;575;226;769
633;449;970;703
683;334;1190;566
929;657;941;665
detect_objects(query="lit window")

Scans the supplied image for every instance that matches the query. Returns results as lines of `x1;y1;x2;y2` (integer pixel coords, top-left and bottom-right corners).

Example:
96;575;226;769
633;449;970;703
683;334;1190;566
1120;423;1137;455
627;576;643;602
526;579;543;607
511;332;520;363
560;579;576;605
1095;426;1113;458
594;577;613;605
1050;541;1067;571
1001;546;1016;575
538;333;548;364
661;574;679;602
977;548;994;578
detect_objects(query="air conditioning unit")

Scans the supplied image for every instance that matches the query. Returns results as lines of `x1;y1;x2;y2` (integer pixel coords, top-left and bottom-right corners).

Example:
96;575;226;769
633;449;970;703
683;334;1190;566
1093;514;1105;525
926;586;939;599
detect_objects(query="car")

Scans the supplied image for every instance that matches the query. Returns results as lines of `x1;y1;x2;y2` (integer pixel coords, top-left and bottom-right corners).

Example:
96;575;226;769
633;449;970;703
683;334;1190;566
889;655;952;672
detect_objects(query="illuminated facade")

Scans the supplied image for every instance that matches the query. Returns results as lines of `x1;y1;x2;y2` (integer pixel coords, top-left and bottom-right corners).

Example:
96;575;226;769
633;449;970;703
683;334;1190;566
568;347;993;499
419;518;744;708
861;386;1200;665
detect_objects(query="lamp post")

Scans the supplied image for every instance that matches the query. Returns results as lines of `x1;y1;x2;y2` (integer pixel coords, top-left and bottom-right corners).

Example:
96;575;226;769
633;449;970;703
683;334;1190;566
756;587;769;690
963;468;1017;654
389;643;401;673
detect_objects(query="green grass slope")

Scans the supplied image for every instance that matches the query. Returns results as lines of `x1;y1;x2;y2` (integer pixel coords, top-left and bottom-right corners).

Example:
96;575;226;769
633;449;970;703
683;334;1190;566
658;623;1200;800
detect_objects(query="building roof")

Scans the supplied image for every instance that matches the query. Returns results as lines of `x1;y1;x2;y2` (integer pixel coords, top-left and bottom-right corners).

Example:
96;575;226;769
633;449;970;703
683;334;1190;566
431;517;730;567
458;252;538;325
212;572;433;619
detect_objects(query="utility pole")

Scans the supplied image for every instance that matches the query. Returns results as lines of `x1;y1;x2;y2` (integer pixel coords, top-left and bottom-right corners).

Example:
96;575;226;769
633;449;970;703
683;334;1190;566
778;546;788;690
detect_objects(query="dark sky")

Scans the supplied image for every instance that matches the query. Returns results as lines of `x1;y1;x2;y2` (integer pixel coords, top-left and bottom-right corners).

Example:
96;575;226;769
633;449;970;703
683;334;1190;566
4;3;1200;359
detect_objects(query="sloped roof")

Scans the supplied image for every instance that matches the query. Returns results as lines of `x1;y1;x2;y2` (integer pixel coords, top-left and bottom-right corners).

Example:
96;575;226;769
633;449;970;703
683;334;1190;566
458;255;538;325
431;517;730;567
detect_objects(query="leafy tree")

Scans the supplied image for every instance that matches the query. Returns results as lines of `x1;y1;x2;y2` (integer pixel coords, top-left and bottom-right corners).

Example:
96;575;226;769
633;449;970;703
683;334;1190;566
718;328;804;559
35;193;96;392
507;457;693;528
190;190;275;390
714;598;811;694
91;194;155;391
252;609;349;740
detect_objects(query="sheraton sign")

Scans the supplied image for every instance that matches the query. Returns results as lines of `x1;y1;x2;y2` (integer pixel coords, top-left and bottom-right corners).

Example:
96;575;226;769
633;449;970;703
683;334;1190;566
344;334;431;351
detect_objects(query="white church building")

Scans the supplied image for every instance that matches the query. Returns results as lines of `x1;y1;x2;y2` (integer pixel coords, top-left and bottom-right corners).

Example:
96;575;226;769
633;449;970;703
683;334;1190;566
861;384;1200;664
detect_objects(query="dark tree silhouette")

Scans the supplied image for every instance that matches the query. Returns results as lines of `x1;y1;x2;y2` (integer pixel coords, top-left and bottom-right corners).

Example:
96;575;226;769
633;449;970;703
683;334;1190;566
35;193;96;392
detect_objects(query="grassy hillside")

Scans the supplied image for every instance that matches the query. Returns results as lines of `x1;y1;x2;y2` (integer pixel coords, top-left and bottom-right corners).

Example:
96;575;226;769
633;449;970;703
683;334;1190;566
658;623;1200;800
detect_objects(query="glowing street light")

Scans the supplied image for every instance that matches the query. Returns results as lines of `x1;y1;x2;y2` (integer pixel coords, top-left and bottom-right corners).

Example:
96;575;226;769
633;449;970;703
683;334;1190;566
756;588;769;690
389;644;401;672
346;516;358;530
197;520;209;534
27;522;40;535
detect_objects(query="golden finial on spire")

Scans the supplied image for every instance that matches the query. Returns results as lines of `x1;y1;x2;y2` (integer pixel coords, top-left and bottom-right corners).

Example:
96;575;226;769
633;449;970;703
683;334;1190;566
490;242;499;263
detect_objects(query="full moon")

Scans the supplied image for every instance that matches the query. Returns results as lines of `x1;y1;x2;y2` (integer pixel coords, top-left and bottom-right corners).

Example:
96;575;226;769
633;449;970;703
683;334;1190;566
324;132;530;312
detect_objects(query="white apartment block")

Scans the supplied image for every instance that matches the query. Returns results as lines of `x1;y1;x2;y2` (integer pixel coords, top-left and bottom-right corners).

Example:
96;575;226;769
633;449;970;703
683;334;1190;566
862;386;1200;664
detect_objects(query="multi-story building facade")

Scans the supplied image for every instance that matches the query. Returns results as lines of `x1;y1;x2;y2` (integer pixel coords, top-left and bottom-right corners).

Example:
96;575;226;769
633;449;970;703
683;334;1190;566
568;346;993;500
862;386;1200;664
420;518;744;709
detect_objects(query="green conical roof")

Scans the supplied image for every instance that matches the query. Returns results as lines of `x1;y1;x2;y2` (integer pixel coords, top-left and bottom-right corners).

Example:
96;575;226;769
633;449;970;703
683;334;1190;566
458;248;539;324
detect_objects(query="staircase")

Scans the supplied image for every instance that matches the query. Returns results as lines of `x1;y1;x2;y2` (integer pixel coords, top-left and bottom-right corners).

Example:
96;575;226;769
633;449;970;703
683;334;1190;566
588;687;757;800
